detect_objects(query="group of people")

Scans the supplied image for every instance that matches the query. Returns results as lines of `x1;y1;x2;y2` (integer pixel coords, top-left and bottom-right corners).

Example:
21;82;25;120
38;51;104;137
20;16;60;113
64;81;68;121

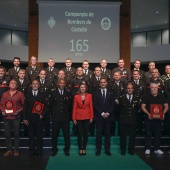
0;56;170;157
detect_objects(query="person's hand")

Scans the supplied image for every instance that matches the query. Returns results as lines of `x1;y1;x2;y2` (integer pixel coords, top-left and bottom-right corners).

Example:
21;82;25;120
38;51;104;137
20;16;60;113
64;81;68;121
73;120;77;125
23;120;29;126
40;115;43;119
148;113;152;120
90;119;93;123
161;114;165;120
13;110;20;115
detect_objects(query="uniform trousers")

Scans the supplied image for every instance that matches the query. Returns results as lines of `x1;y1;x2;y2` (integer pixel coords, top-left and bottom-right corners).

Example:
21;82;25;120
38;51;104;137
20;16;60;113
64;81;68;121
120;123;136;153
52;120;70;152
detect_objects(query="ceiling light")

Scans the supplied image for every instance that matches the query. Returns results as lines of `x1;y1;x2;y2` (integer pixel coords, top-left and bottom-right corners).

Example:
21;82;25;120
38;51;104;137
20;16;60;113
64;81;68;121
136;26;139;28
156;11;159;14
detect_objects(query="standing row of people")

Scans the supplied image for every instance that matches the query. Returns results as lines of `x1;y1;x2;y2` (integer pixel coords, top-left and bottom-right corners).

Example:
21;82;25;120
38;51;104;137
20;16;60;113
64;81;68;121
0;56;170;157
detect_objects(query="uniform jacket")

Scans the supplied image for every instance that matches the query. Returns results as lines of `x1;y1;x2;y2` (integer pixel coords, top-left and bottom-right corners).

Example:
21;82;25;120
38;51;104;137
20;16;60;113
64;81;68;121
25;66;41;82
8;67;21;80
50;88;71;121
118;94;140;124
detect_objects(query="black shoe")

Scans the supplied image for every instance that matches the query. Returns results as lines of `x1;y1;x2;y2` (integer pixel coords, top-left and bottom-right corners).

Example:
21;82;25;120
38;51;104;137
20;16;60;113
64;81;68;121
128;151;134;155
51;151;57;156
29;152;35;157
51;148;58;156
105;151;111;156
96;151;101;156
65;152;70;156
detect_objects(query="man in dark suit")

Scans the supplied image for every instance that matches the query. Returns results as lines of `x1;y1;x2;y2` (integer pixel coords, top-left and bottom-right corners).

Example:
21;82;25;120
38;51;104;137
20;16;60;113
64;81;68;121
23;80;47;157
8;56;21;80
93;78;115;156
25;56;41;82
50;78;71;156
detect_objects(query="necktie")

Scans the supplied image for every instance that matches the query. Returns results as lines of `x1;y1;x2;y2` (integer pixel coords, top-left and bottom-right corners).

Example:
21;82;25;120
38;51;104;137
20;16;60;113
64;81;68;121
129;95;131;102
85;70;87;75
33;92;36;97
60;90;63;95
102;89;106;103
134;80;138;85
116;81;119;86
20;80;23;85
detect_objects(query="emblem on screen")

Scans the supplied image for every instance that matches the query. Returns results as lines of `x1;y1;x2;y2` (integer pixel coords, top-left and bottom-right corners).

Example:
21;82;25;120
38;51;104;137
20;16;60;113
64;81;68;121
48;17;56;29
101;17;111;30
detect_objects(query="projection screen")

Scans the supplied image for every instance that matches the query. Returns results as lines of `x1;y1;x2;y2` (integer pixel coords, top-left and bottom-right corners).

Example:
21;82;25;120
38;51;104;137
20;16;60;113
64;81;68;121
38;1;121;63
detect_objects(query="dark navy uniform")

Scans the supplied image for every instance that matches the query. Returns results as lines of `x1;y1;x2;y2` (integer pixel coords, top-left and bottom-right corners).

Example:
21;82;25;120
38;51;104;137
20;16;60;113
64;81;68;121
83;69;93;82
132;79;146;135
118;94;140;154
8;67;21;80
71;77;88;96
62;67;76;82
131;69;146;81
108;80;126;136
89;76;102;95
25;66;41;82
45;67;59;85
50;88;71;155
16;78;30;95
38;79;53;136
101;68;111;81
